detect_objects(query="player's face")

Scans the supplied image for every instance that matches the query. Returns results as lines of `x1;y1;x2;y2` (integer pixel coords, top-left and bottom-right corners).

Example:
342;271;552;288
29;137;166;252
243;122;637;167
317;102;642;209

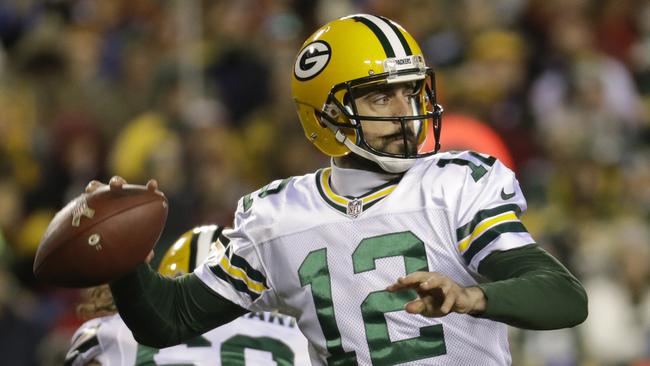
354;82;420;155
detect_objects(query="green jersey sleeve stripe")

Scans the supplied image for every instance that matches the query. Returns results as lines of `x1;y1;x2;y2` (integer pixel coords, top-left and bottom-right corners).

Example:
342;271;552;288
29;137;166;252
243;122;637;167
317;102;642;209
209;264;261;301
218;233;231;246
64;335;100;366
63;353;79;366
188;231;200;275
456;204;522;242
224;245;268;287
462;221;528;264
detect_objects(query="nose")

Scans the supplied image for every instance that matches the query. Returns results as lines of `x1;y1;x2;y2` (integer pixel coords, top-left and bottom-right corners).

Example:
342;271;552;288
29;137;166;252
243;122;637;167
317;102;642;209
390;92;412;118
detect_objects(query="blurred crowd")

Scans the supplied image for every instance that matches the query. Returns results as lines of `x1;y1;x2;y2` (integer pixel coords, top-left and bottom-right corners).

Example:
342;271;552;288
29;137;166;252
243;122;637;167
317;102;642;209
0;0;648;365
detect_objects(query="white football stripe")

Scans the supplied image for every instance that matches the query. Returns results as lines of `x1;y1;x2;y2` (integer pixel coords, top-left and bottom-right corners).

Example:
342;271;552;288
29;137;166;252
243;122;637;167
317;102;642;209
196;226;218;266
355;14;407;57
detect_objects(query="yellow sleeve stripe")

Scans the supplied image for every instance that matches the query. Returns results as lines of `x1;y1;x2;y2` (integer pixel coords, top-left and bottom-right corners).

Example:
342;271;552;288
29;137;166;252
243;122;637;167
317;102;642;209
458;211;519;252
219;256;267;293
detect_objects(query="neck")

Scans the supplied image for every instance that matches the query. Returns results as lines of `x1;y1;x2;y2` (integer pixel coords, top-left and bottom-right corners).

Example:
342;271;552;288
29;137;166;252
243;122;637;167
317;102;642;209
333;154;385;173
329;157;401;197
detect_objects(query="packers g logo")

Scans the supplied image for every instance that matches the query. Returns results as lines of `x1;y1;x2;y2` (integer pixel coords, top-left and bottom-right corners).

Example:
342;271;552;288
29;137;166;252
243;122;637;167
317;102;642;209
294;41;331;81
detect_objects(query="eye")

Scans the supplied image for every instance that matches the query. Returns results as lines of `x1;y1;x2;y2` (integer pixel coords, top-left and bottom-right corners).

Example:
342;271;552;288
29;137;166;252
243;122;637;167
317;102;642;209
368;93;390;105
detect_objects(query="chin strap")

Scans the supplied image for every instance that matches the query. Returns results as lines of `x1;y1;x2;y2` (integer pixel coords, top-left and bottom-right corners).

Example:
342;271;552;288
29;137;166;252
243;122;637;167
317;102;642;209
343;138;417;173
331;128;416;173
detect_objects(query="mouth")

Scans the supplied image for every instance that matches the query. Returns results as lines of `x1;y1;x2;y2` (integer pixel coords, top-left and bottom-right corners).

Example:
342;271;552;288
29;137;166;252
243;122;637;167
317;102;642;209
383;132;408;142
386;137;403;145
377;133;418;156
384;132;417;144
361;124;420;155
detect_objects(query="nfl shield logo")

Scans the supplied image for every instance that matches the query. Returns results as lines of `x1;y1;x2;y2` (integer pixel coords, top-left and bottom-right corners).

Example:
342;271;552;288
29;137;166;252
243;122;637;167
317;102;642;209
347;199;363;218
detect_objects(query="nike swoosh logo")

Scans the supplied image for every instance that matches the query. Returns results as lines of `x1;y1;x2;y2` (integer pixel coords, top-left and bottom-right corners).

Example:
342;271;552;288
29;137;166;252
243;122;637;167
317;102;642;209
500;188;516;200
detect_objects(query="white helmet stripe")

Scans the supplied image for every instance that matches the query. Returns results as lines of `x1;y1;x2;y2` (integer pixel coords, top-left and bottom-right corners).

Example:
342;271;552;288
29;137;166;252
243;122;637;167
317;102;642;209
350;14;408;58
195;225;220;268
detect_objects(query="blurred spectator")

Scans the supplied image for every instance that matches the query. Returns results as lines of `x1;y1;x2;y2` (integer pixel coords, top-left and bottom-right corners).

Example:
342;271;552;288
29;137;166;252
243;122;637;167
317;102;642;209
186;124;249;225
579;217;650;364
446;29;539;172
529;12;642;138
0;260;47;366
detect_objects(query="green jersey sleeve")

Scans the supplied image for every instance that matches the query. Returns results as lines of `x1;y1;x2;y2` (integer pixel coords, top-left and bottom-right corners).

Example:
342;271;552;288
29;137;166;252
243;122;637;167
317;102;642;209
476;244;588;330
109;263;247;348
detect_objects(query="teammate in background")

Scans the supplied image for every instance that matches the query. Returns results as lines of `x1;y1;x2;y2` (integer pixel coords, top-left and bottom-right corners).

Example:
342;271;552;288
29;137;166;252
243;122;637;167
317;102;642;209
97;14;587;365
64;225;310;365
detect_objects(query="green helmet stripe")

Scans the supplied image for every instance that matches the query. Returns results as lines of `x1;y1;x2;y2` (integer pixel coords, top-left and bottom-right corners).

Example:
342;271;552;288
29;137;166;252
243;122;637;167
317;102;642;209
353;16;396;58
377;15;412;55
188;230;200;273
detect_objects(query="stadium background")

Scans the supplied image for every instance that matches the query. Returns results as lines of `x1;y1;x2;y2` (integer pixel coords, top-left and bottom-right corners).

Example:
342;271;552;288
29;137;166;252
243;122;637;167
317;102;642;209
0;0;648;365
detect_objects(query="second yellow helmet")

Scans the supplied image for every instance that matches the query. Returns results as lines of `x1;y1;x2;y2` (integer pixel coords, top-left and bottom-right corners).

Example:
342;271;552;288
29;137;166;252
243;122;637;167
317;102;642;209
157;225;224;277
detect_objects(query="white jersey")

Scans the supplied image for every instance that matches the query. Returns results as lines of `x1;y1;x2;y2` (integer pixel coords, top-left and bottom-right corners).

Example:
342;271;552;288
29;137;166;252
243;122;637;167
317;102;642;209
64;311;311;365
195;151;535;365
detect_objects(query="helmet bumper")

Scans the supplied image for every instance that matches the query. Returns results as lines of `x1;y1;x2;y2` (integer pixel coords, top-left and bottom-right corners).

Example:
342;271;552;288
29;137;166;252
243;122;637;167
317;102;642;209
295;101;352;157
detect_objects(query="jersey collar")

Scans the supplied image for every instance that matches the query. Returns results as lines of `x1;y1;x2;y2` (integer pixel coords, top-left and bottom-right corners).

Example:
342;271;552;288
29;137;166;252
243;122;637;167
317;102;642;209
315;167;402;218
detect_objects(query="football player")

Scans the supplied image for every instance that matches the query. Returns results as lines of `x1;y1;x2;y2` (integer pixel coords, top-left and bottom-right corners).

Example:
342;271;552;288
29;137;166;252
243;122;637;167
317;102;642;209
99;14;587;365
64;225;310;365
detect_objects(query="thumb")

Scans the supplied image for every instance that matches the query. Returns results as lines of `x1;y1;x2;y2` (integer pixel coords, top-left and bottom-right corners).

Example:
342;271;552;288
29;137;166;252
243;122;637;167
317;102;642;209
145;250;155;264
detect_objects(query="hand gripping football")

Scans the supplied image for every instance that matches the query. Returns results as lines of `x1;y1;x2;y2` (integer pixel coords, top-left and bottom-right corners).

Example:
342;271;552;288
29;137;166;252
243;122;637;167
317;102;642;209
33;182;168;288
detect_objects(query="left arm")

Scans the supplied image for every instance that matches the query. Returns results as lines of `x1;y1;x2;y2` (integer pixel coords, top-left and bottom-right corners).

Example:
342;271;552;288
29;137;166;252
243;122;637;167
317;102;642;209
387;244;588;330
476;244;588;329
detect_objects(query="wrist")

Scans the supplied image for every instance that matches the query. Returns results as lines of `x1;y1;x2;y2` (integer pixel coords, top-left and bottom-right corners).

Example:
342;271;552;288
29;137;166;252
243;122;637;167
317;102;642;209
465;286;487;315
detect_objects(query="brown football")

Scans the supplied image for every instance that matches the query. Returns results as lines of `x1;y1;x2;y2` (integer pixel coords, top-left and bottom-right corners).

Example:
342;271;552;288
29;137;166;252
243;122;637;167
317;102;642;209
33;183;168;288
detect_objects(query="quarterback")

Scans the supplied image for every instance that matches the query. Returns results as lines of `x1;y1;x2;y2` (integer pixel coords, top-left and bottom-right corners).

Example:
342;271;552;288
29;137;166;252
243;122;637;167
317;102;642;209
64;226;310;366
103;14;587;365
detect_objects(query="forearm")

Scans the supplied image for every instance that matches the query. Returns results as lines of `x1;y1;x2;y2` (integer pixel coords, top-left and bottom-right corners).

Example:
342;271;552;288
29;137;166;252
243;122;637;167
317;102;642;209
109;263;247;347
476;244;588;330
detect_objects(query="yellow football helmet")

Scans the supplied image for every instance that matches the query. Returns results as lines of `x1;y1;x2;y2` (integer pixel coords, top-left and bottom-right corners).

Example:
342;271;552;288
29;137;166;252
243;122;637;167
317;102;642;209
158;225;223;277
291;14;443;173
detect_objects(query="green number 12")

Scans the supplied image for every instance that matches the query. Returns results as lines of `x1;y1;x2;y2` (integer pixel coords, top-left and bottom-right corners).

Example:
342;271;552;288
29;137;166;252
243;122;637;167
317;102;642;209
298;231;447;365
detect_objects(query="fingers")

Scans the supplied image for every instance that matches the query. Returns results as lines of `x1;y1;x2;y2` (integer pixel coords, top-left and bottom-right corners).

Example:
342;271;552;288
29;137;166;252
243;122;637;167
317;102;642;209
386;271;433;292
388;271;468;317
439;289;457;314
145;250;155;264
404;298;426;314
404;295;446;317
421;277;458;315
387;272;450;293
109;176;127;191
86;176;158;194
418;273;450;291
85;180;103;193
146;179;159;192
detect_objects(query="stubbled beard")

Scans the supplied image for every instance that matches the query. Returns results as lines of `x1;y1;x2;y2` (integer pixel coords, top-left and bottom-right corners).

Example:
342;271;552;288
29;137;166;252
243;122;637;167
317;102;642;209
370;130;418;155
